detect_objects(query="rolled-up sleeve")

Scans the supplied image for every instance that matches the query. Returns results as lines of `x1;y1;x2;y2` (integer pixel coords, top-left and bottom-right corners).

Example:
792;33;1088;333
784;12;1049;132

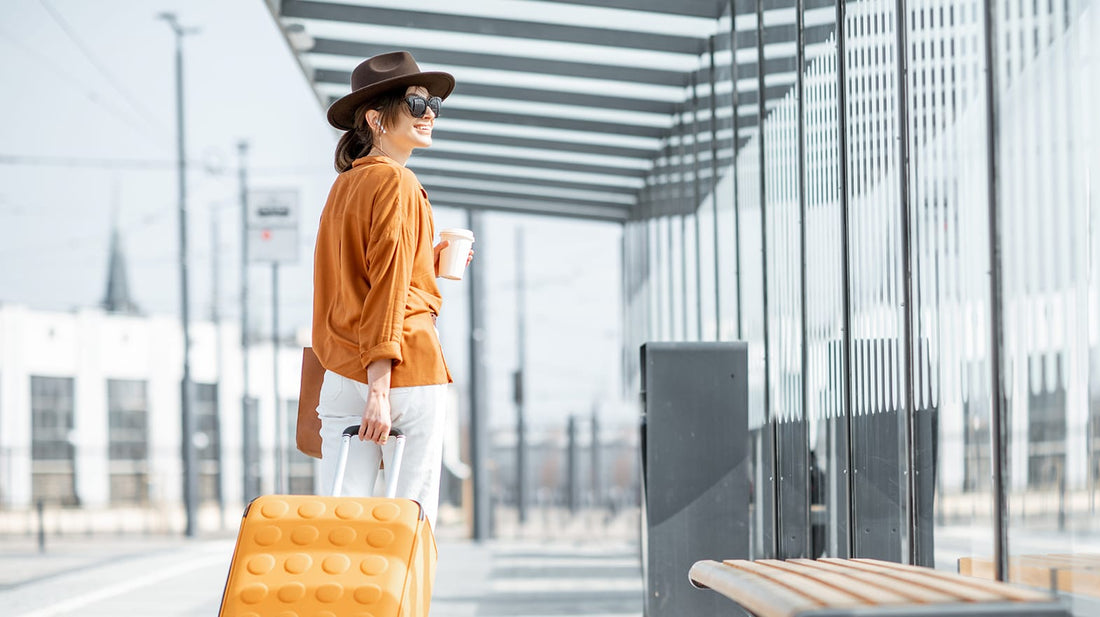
357;170;416;368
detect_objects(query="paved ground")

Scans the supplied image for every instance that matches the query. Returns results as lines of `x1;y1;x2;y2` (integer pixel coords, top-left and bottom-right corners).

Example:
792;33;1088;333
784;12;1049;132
0;517;643;617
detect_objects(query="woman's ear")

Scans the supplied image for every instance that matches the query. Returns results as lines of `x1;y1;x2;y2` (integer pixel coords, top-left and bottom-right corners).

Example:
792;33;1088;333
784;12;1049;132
364;109;382;132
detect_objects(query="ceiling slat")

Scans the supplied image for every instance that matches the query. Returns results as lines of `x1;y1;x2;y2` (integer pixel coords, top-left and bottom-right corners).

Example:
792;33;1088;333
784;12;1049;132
535;0;725;19
410;167;640;195
412;150;647;178
427;129;654;160
314;69;676;115
283;0;705;54
308;40;687;86
430;192;630;222
419;183;630;210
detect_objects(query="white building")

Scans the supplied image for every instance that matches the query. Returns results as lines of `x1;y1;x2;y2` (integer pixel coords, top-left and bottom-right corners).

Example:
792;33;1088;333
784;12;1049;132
0;302;315;531
0;229;318;532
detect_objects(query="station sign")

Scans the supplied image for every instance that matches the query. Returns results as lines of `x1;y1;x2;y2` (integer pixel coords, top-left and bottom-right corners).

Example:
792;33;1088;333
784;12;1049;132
248;189;299;264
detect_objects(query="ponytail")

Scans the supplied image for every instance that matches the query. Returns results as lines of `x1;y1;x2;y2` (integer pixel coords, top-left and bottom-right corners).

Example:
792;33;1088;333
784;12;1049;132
334;123;373;173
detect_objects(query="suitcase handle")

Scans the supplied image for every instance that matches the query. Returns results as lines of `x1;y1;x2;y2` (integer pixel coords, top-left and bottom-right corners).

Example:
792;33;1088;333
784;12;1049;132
332;426;406;498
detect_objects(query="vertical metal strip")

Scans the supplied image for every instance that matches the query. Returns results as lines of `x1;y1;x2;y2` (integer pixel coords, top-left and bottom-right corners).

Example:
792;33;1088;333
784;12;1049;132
679;112;690;339
981;0;1009;582
835;0;856;560
710;35;723;340
729;0;743;340
796;0;811;558
757;0;778;558
692;74;705;341
894;0;918;566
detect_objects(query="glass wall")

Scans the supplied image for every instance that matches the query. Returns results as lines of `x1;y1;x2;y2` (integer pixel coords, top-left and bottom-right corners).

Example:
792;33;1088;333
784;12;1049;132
622;0;1099;607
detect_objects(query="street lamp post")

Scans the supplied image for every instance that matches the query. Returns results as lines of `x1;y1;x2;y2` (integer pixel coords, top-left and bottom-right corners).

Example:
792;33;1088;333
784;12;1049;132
159;12;199;538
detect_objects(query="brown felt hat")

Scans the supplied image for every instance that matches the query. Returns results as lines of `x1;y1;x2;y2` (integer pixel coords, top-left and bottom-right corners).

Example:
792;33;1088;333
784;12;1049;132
326;51;455;130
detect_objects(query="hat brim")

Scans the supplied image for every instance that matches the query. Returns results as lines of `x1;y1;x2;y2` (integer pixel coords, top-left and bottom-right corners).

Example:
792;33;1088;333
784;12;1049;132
326;71;455;130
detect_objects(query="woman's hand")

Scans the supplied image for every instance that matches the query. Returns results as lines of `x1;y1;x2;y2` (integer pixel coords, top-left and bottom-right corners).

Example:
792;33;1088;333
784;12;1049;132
433;239;448;278
360;359;393;444
433;240;476;278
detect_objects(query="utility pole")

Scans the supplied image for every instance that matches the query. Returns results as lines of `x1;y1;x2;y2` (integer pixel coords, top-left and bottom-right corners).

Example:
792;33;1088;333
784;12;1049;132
211;203;225;521
238;141;256;502
159;12;199;538
273;262;284;494
466;210;491;540
514;228;527;525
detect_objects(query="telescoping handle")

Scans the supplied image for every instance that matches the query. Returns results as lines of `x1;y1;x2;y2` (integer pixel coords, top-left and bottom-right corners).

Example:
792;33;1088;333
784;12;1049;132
332;426;406;498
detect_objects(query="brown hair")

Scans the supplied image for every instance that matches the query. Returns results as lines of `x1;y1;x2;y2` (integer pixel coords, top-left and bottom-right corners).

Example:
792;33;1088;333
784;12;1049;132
333;89;407;173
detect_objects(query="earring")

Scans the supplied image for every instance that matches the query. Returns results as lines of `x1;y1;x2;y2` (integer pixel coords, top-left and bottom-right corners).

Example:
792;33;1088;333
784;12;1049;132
377;122;386;135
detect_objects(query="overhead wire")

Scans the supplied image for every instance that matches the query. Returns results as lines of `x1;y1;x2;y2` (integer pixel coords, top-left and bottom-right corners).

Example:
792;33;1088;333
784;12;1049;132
38;0;167;143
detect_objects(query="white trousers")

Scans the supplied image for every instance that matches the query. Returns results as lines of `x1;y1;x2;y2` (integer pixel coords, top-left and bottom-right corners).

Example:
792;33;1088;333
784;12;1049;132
317;370;447;527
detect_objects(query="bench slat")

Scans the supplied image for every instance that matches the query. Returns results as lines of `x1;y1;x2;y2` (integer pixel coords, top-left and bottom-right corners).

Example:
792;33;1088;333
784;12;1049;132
724;559;867;608
959;555;1096;597
828;558;1005;602
1055;567;1100;598
689;560;821;617
756;559;915;604
787;558;959;603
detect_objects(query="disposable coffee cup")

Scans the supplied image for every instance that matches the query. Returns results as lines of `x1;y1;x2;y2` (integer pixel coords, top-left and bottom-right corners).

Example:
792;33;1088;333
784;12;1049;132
438;228;475;280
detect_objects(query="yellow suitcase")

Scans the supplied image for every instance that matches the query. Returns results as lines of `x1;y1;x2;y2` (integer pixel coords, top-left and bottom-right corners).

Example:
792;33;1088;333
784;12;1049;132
219;426;436;617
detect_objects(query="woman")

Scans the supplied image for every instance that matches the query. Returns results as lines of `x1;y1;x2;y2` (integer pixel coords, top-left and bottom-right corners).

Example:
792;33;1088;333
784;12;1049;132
312;51;469;527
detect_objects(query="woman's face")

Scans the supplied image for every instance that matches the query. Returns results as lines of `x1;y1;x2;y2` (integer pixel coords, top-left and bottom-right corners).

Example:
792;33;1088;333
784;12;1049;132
384;85;435;151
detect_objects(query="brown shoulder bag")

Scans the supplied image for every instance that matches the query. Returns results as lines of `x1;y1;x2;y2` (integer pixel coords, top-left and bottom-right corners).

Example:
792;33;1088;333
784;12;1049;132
296;347;325;458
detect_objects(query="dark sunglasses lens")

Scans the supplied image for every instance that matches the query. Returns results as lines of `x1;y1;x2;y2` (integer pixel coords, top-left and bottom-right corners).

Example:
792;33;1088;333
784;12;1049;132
427;97;441;117
406;96;426;117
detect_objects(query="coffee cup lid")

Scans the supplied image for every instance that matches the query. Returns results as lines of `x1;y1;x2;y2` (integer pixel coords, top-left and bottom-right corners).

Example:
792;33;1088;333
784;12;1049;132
440;228;475;242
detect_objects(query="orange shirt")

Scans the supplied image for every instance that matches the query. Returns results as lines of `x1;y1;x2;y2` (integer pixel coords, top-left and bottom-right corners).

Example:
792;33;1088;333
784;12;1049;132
312;156;452;388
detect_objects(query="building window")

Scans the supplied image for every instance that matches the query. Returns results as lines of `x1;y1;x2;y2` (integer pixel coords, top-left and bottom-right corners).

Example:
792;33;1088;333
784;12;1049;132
1027;360;1067;490
194;383;221;505
108;379;149;504
31;376;77;505
963;396;990;493
286;399;315;495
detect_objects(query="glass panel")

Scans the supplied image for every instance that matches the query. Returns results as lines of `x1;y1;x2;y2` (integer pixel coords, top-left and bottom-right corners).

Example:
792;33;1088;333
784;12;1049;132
735;0;774;559
802;5;851;558
995;0;1098;611
842;0;908;562
762;0;809;558
693;73;719;342
903;0;996;569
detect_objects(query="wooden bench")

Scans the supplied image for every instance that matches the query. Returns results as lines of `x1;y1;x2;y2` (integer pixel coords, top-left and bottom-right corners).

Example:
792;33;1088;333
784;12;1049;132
960;554;1100;598
689;557;1069;616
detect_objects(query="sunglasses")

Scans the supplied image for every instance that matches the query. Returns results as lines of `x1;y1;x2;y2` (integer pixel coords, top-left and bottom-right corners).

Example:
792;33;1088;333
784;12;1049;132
405;95;442;118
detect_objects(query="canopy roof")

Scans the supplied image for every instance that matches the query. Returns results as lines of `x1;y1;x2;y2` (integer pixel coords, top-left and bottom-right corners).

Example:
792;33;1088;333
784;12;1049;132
272;0;831;222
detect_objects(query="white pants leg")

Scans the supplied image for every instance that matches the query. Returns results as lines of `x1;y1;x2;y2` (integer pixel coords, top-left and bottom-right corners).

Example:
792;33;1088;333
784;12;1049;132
317;370;448;526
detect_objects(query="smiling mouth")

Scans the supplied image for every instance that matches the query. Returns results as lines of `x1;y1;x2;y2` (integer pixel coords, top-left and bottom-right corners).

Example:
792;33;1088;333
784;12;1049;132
414;124;433;133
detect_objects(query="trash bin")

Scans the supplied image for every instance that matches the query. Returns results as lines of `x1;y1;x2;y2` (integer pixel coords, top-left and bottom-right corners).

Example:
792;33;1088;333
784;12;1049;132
640;342;750;617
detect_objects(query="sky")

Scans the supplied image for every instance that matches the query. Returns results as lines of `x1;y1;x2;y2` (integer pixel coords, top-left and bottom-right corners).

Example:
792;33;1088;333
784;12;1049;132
0;0;629;428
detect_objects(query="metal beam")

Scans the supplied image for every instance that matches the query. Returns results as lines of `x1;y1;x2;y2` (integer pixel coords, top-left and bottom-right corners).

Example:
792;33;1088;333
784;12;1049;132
427;128;654;160
442;108;664;138
409;166;640;196
411;149;648;178
535;0;726;18
419;182;632;211
282;0;704;54
308;40;686;86
313;72;675;116
431;192;630;223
